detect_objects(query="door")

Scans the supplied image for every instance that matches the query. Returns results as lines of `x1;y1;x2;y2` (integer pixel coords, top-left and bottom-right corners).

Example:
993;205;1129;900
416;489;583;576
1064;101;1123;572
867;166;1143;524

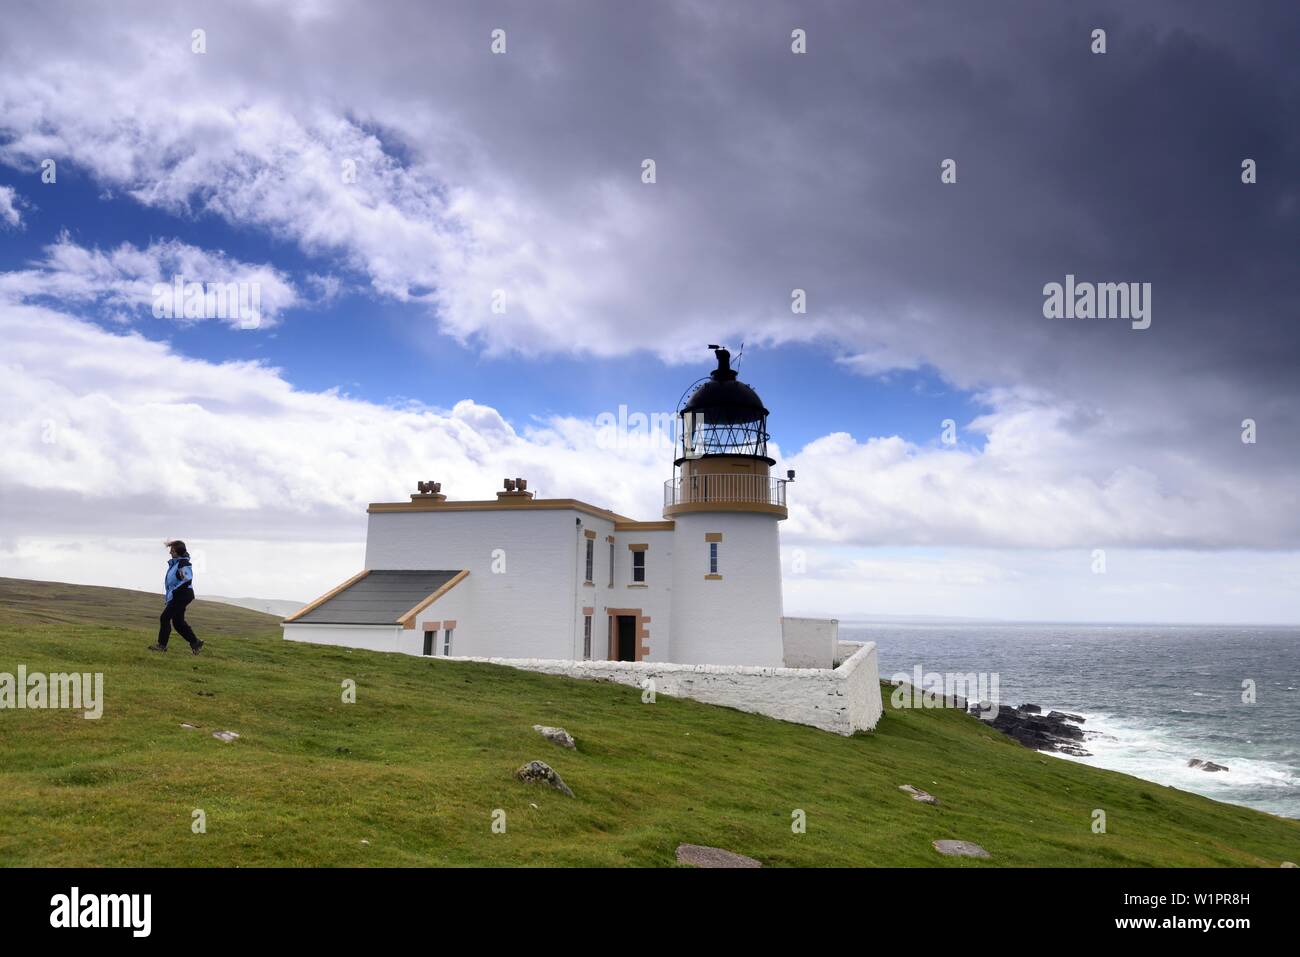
616;615;637;662
422;630;434;656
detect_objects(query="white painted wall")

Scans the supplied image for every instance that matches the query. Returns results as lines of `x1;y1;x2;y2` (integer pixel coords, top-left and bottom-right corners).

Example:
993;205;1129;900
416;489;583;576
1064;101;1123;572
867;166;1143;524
669;512;784;667
838;642;885;733
606;527;674;661
781;616;839;668
364;508;579;659
283;622;403;653
402;572;474;658
311;500;785;667
435;640;883;735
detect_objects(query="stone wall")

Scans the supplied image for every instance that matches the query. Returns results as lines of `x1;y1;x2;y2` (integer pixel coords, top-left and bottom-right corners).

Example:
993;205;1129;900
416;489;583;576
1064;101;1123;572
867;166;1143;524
436;641;883;735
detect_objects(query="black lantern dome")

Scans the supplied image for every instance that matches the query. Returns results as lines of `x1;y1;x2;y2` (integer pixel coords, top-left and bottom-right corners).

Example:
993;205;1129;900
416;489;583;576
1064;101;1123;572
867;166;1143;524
676;347;773;465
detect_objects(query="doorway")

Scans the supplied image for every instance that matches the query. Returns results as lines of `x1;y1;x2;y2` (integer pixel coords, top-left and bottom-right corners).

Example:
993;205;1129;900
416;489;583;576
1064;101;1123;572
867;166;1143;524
615;615;637;661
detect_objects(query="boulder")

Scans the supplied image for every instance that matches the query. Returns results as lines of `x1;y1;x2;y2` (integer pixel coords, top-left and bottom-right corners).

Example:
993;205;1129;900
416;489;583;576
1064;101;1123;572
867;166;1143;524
899;784;940;805
533;725;576;749
675;844;762;868
211;730;240;743
1055;744;1092;757
1018;703;1042;714
1047;711;1085;724
933;839;990;859
515;760;574;797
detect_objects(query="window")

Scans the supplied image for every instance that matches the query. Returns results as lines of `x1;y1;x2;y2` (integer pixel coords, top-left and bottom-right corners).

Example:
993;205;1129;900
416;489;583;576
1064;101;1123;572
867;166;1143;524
632;550;646;583
422;630;435;657
583;615;592;659
608;542;615;586
709;541;719;575
584;538;594;583
442;627;453;656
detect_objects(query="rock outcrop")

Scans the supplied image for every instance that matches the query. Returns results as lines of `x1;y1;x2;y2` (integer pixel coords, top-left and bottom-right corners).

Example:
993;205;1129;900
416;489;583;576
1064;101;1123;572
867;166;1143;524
675;844;762;868
1188;759;1229;772
899;784;940;805
969;703;1092;756
932;839;990;859
515;760;574;797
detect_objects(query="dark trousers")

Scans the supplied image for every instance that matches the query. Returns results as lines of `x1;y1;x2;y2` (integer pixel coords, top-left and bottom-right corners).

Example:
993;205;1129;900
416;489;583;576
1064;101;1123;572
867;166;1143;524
159;588;199;648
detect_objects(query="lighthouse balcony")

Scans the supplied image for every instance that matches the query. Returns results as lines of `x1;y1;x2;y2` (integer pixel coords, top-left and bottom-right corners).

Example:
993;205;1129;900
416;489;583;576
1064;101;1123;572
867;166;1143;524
663;474;788;519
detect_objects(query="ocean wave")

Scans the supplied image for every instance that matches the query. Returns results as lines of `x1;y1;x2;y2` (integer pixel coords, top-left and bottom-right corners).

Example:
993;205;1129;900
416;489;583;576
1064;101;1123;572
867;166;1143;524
1054;709;1298;817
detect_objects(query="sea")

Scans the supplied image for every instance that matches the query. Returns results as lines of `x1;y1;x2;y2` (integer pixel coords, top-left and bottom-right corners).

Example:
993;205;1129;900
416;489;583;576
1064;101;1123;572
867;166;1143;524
841;622;1300;819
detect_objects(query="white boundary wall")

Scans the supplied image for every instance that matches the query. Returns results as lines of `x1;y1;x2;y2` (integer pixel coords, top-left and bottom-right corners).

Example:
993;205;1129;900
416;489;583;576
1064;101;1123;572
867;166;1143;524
283;622;403;652
781;616;839;668
438;641;884;735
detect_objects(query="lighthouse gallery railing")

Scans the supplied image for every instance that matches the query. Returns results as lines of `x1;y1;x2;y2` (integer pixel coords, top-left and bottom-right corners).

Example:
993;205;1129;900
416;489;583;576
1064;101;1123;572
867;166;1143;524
663;474;787;510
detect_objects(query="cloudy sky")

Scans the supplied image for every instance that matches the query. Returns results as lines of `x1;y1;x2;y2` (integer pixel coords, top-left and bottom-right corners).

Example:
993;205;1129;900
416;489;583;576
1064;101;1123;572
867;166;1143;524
1;1;1297;623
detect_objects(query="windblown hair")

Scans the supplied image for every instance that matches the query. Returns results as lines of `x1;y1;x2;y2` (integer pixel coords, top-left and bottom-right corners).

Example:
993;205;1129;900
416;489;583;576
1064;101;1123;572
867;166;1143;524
165;539;189;557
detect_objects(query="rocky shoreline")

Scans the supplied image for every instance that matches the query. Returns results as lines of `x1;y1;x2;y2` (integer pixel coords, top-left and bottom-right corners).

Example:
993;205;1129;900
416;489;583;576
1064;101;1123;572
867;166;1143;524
967;702;1093;756
884;679;1234;771
965;701;1232;773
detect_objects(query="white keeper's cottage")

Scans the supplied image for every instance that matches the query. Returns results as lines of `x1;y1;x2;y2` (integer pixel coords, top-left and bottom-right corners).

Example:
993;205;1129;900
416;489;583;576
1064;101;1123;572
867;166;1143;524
284;347;883;734
284;346;791;664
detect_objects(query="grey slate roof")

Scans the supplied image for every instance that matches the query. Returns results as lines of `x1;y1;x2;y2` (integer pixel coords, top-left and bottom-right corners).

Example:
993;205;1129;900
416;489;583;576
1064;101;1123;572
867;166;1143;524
292;570;462;625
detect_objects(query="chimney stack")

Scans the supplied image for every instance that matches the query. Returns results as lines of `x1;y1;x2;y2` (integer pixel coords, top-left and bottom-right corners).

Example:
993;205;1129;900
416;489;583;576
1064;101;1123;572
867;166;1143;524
411;479;447;502
498;477;534;500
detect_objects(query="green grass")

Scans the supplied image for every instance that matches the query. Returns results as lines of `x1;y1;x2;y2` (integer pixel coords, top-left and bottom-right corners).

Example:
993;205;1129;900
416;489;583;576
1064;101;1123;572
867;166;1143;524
1;576;1297;867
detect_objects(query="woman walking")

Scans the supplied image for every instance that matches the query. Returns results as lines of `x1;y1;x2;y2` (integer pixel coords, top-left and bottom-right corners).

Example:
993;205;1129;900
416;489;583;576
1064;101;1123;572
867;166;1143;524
149;540;205;655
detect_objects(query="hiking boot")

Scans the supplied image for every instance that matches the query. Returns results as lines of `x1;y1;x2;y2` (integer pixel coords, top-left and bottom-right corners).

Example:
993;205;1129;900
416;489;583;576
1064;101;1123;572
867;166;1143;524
191;640;205;656
148;643;168;653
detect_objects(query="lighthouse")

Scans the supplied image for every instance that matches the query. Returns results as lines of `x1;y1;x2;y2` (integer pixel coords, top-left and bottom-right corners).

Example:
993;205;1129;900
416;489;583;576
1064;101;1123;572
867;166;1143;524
284;342;877;731
285;344;797;670
665;346;788;666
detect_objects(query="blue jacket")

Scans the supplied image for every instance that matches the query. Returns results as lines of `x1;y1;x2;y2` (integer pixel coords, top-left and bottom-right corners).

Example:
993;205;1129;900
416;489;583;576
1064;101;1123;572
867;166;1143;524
165;556;194;603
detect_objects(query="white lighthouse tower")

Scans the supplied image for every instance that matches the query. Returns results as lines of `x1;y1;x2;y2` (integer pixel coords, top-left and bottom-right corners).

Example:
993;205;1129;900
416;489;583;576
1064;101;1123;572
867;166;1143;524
666;347;788;667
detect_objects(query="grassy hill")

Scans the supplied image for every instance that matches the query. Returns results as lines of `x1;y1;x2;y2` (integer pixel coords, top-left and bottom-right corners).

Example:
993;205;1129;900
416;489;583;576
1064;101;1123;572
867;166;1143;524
1;577;1297;867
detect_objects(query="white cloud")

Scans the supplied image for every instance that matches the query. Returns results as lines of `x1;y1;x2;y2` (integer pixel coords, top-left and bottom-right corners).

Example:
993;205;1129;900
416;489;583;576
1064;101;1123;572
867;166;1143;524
0;235;299;327
0;298;668;555
0;185;22;228
0;4;795;359
780;378;1300;550
2;300;1298;621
